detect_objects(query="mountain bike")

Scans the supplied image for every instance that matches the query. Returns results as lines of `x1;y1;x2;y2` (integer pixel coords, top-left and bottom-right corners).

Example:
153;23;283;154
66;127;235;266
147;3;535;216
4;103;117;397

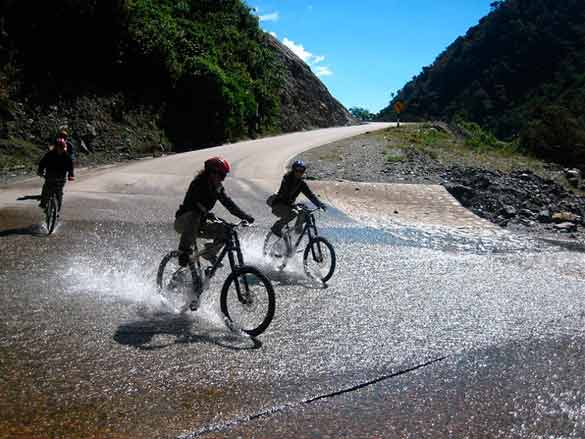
40;177;65;235
157;218;275;337
263;203;336;283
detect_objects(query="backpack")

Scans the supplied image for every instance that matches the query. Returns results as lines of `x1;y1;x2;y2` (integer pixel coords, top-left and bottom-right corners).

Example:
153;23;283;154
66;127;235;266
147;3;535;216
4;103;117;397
266;194;277;207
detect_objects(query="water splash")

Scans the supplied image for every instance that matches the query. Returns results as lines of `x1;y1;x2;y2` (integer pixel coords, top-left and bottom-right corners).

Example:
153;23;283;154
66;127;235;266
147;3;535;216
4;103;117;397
62;251;229;329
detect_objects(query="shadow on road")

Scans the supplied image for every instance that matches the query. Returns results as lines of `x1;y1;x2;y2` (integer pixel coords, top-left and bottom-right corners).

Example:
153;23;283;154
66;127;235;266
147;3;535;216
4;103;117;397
0;224;44;237
17;194;42;201
113;311;262;351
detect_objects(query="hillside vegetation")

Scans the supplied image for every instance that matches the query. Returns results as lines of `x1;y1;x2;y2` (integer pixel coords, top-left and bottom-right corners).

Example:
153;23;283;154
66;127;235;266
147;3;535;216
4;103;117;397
0;0;353;177
0;0;280;148
379;0;585;170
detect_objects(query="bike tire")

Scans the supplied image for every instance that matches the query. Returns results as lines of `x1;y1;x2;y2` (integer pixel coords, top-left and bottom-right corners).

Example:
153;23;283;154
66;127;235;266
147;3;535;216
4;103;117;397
303;236;336;283
157;251;202;296
220;265;275;337
263;231;290;270
45;196;58;235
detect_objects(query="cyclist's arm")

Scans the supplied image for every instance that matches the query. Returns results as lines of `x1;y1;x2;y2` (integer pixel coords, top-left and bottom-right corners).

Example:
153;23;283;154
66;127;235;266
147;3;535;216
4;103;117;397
218;188;252;221
300;181;324;209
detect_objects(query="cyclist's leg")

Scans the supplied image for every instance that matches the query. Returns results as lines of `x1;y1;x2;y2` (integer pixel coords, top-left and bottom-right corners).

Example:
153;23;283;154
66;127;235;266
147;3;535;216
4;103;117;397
174;211;202;265
39;181;48;208
199;222;229;260
271;204;296;236
55;179;65;212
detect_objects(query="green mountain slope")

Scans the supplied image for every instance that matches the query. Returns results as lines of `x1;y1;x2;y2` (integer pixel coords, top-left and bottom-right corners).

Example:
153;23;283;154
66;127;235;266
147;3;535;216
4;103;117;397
0;0;353;175
379;0;585;169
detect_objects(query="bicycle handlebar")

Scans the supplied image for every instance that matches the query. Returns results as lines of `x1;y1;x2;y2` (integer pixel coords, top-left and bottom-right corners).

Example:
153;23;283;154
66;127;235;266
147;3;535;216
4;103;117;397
209;216;254;229
294;203;324;214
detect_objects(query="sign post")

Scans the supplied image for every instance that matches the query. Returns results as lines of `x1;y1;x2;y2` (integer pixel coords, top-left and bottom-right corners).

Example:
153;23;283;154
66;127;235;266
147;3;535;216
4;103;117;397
393;101;405;127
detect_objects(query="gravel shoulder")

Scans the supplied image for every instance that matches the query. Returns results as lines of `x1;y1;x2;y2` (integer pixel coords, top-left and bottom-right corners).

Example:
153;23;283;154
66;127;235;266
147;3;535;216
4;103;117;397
297;124;585;246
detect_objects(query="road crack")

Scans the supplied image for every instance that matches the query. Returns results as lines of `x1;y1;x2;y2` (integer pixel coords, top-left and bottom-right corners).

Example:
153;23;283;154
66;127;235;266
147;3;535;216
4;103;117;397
180;356;445;438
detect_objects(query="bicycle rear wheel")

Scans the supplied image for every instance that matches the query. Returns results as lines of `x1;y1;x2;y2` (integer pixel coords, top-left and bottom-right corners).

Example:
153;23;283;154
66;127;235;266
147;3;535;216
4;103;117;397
157;251;201;303
220;266;275;337
263;231;290;270
303;237;336;283
45;195;58;235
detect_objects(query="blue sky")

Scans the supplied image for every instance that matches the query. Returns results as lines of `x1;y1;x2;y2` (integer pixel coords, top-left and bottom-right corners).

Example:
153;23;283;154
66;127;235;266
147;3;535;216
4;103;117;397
248;1;495;113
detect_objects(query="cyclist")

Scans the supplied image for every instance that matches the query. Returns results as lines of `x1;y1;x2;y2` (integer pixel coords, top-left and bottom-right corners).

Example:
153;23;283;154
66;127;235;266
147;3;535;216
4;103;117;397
269;160;326;238
56;128;75;161
175;156;255;267
38;138;75;210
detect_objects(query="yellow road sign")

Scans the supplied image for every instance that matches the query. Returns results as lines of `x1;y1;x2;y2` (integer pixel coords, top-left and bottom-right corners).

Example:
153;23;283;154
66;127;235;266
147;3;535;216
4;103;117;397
394;101;405;113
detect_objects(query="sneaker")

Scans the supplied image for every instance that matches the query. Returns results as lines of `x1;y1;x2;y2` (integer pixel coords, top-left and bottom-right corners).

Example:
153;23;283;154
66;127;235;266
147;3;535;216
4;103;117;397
178;251;190;267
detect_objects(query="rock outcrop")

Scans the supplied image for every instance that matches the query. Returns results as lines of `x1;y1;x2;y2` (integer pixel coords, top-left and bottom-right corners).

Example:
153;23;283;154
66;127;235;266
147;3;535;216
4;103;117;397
266;34;356;132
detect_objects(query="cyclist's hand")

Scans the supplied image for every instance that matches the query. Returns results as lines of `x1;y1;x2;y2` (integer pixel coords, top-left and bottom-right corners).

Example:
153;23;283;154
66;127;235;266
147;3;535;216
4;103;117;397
243;215;255;224
206;212;218;222
68;176;75;182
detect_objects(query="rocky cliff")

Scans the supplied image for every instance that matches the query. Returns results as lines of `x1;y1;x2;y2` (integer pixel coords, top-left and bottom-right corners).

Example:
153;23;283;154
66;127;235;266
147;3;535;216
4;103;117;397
265;34;355;132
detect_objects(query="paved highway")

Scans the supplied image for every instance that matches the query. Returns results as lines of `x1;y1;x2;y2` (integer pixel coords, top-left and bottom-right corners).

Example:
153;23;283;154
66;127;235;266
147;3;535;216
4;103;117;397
1;123;584;438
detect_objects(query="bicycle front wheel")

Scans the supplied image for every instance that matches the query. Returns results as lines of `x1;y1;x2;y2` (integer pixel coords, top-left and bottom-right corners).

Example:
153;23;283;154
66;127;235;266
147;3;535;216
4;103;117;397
45;196;58;235
220;266;275;337
303;237;336;283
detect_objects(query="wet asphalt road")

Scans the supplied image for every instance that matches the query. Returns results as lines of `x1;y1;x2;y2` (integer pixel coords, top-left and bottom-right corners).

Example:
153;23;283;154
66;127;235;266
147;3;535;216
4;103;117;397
2;126;585;438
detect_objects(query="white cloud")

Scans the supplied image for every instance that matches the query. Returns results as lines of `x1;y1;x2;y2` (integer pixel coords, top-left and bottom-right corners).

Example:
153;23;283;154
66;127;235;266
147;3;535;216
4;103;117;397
315;66;333;77
269;31;278;38
259;12;279;22
282;37;326;67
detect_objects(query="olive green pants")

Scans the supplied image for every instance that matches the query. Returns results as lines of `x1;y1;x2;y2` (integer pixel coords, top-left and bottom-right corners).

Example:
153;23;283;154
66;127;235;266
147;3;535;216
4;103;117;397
174;211;228;258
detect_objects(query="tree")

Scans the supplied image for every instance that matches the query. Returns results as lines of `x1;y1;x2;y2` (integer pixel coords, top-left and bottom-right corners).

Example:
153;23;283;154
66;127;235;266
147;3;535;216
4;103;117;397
349;107;375;121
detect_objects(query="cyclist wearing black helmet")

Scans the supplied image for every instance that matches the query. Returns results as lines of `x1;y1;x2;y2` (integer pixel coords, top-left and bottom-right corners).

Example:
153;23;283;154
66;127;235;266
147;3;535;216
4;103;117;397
175;156;254;267
269;160;326;237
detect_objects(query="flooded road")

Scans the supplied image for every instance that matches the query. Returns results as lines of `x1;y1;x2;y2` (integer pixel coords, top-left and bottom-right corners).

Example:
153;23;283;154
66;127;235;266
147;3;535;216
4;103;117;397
1;125;585;438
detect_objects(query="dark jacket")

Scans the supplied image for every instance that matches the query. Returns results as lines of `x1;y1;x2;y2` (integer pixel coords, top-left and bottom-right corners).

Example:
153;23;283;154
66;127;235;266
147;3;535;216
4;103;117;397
274;171;322;207
176;172;250;220
38;150;74;179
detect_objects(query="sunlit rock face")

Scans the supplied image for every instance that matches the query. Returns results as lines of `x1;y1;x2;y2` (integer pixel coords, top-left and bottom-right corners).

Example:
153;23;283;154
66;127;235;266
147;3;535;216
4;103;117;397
265;33;356;133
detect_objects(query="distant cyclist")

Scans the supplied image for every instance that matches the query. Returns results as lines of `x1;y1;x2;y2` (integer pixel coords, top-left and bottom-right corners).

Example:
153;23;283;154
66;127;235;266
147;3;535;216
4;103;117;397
38;138;75;210
269;160;326;237
56;128;75;160
175;157;255;267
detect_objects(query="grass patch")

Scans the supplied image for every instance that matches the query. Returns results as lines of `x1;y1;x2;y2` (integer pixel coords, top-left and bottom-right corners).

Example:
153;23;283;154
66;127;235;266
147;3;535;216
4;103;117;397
384;147;406;163
0;137;44;171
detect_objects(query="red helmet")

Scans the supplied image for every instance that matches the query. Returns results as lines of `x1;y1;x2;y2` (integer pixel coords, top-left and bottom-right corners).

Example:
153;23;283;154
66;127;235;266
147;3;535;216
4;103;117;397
55;138;67;149
204;156;231;175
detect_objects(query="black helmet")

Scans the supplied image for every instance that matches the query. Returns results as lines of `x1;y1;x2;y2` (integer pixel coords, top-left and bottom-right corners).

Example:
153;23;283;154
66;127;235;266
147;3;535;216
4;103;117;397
291;160;306;171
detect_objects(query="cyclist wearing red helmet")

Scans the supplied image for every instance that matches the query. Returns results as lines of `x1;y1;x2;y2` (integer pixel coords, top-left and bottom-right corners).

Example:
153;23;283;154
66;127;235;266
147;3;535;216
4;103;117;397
268;160;326;237
38;137;75;210
174;156;254;267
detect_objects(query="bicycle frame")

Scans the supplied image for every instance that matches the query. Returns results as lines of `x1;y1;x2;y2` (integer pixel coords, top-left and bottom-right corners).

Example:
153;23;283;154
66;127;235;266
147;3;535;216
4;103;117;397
197;224;246;280
284;207;320;252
